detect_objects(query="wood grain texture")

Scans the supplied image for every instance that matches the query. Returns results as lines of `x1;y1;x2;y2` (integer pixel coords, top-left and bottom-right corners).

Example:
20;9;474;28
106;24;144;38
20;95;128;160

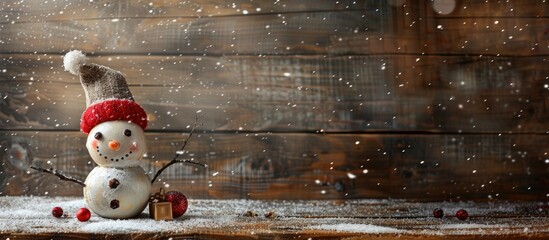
1;54;548;132
0;10;381;55
1;227;548;239
1;1;547;55
1;131;547;200
2;0;547;23
0;0;381;22
1;0;548;203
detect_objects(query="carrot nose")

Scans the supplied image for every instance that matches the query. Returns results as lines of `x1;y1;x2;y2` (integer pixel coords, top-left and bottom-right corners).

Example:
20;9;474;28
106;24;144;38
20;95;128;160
108;140;120;151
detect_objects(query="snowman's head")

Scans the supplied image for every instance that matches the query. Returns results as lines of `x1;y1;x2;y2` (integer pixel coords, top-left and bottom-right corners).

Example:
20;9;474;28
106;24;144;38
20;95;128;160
86;121;146;167
65;50;149;167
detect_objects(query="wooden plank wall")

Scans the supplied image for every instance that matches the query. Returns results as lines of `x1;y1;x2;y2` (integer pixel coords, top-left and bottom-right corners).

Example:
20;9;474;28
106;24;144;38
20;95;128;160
0;0;548;200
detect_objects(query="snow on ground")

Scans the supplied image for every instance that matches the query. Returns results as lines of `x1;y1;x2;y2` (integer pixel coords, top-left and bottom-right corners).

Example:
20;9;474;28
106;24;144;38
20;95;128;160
0;196;547;236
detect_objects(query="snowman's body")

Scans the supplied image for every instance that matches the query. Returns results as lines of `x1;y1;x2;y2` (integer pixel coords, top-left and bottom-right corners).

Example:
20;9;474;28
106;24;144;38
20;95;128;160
83;120;151;219
84;166;150;218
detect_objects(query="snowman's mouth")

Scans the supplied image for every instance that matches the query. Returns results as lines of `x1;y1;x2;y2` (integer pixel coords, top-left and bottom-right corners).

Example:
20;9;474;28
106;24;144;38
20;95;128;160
96;146;133;162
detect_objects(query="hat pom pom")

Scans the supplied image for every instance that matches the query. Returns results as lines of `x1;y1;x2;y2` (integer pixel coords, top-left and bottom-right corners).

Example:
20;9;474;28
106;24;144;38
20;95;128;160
63;50;88;75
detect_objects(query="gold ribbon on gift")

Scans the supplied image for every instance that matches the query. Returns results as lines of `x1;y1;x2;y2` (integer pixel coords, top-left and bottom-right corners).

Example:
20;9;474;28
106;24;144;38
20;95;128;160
150;188;166;203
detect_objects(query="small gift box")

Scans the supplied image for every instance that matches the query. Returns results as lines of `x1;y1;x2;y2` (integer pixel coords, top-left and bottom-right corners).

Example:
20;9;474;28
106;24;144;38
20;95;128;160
149;188;173;221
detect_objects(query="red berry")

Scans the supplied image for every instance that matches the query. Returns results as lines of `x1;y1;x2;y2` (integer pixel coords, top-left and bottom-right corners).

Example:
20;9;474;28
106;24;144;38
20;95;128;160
76;208;91;222
456;209;468;220
433;208;444;218
165;191;188;218
52;207;63;218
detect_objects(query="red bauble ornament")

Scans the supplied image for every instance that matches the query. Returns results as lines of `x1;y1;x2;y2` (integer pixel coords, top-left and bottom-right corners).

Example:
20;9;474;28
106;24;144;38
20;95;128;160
76;208;91;222
456;209;468;220
165;191;188;218
433;208;444;218
52;207;63;218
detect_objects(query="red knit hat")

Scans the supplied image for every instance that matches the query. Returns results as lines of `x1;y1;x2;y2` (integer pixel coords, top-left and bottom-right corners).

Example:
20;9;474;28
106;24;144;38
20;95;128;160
80;99;148;134
63;50;148;134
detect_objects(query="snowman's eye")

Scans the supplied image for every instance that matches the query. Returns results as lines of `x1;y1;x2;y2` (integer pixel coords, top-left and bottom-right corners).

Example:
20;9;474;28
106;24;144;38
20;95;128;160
94;132;103;140
124;129;132;137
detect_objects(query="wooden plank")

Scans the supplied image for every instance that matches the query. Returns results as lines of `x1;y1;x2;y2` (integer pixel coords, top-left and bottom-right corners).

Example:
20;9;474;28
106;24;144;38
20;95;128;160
1;1;546;56
424;18;548;56
2;0;547;24
0;0;383;23
2;54;548;132
0;10;385;55
1;16;545;56
1;131;547;200
0;197;548;239
340;18;548;56
433;0;549;17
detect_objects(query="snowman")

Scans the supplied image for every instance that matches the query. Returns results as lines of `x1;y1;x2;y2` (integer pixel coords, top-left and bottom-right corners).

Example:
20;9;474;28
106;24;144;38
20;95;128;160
63;50;151;219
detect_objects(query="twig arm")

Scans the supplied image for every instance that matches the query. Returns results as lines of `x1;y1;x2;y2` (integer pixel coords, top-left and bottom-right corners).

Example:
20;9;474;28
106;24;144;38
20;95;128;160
151;113;207;184
151;159;208;184
30;166;86;187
